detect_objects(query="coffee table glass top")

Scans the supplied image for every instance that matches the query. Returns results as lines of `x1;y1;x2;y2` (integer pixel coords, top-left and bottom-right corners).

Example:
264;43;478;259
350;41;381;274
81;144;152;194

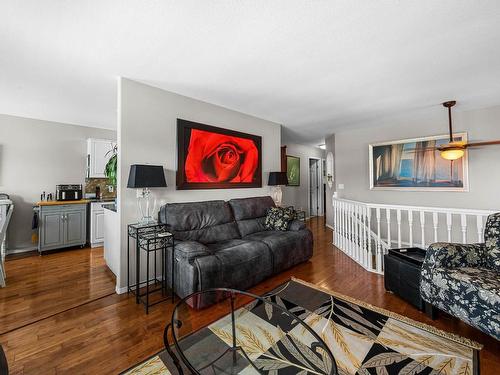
169;288;337;374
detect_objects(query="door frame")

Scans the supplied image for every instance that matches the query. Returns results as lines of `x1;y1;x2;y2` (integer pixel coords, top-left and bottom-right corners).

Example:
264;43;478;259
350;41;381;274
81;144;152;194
307;157;324;218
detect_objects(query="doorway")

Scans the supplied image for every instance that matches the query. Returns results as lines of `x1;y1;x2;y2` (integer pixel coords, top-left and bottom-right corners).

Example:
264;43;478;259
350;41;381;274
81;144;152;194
309;158;321;217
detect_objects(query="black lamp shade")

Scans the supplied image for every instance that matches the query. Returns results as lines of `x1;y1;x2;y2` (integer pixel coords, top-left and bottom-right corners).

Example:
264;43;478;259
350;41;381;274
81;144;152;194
268;171;288;186
127;164;167;188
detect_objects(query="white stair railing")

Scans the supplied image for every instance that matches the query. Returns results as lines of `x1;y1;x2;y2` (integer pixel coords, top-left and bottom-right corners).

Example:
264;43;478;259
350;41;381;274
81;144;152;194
332;197;495;274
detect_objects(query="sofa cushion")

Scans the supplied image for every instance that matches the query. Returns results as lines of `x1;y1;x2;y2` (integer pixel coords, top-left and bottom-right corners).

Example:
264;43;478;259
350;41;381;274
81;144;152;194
484;213;500;272
175;241;212;263
244;230;313;273
159;200;240;244
236;217;267;238
229;196;275;237
421;266;500;339
194;239;273;291
229;196;275;221
288;219;306;231
447;267;500;306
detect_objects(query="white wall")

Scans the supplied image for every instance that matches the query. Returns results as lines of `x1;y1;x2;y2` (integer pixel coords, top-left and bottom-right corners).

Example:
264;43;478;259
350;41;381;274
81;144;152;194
331;105;500;228
281;143;325;216
117;78;282;290
0;114;116;252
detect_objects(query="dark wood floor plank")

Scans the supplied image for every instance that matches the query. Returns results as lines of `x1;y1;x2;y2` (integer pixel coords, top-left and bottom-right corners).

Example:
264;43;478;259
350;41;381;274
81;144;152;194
0;218;498;374
0;247;116;335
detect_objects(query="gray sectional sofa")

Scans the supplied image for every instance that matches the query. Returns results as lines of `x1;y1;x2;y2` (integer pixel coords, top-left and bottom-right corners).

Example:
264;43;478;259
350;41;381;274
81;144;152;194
158;196;313;307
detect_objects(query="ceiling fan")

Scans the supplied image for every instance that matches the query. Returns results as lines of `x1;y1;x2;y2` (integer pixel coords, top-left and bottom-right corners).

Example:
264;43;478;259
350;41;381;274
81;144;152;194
407;101;500;160
437;101;500;160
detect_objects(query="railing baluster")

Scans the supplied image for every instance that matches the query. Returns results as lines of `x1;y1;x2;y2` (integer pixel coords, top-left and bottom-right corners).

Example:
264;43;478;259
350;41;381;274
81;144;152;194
386;209;391;250
333;200;338;246
332;200;335;244
396;209;402;248
433;212;439;242
461;214;467;244
345;203;351;256
362;205;367;268
367;207;372;271
341;201;345;251
348;203;353;256
446;213;453;242
376;208;382;273
408;209;414;247
420;211;426;249
354;204;360;262
476;215;483;242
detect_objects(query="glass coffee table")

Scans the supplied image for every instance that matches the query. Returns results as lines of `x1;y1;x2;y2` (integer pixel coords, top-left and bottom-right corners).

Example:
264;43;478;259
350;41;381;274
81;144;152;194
164;288;337;374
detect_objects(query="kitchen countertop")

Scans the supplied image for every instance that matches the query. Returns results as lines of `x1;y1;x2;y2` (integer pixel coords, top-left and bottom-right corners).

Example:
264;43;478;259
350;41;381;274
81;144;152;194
36;199;90;206
102;203;117;212
87;198;116;203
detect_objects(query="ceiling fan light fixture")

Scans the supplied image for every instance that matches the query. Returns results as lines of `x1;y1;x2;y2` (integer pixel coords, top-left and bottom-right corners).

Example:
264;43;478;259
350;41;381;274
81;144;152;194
440;148;465;160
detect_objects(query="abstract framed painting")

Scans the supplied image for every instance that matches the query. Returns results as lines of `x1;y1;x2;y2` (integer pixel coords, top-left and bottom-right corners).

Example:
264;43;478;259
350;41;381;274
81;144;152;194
286;155;300;186
369;133;469;191
176;119;262;190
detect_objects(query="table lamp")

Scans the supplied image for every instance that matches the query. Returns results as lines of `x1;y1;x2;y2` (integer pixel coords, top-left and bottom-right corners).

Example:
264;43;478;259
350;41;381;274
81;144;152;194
127;164;167;223
268;172;288;206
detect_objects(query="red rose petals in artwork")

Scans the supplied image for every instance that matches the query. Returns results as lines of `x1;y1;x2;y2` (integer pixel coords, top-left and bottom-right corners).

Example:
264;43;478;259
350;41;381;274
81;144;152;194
185;129;259;183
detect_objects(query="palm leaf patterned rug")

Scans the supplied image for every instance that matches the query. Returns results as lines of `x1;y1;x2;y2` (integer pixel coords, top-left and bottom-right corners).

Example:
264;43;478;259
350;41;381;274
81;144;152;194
123;278;481;375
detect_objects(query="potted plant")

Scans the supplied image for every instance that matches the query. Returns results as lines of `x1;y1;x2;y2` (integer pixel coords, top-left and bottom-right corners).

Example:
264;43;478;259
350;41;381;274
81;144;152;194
104;145;118;187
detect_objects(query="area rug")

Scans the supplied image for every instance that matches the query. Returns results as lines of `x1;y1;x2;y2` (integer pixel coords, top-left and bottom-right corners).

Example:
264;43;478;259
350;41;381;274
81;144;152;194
123;277;481;375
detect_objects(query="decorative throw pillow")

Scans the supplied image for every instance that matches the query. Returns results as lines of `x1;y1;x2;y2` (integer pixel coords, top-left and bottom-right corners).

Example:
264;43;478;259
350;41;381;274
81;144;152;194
484;212;500;272
264;207;295;231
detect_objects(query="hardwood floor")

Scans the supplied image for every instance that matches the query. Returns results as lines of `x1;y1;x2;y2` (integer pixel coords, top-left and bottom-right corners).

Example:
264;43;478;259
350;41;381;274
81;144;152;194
0;218;498;374
0;247;116;334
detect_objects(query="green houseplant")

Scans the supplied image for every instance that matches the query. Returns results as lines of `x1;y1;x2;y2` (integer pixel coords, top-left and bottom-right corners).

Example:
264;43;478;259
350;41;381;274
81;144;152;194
104;145;118;187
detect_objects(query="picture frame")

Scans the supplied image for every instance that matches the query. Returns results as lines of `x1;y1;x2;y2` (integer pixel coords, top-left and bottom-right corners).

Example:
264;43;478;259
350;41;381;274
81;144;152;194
369;133;469;192
286;155;300;186
176;119;262;190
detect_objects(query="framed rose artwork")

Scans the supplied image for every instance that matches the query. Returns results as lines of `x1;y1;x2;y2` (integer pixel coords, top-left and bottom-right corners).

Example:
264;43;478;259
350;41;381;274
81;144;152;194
176;119;262;189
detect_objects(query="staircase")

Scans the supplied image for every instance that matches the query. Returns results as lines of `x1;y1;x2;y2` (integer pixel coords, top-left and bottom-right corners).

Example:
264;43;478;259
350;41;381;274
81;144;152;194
332;197;494;274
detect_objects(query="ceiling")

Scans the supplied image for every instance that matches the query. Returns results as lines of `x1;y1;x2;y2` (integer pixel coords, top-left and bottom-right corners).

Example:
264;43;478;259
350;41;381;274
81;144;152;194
2;1;500;145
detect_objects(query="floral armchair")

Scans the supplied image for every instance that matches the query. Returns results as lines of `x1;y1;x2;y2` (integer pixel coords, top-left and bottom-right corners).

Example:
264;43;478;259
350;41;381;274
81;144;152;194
420;213;500;340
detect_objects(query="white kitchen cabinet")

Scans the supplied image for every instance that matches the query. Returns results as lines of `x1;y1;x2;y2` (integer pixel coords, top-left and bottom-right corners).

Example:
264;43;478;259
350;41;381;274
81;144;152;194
87;138;116;178
103;204;119;277
90;202;106;247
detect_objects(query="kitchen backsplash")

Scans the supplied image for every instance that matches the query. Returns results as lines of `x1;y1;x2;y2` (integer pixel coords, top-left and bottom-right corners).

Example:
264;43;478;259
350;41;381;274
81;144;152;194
85;178;116;199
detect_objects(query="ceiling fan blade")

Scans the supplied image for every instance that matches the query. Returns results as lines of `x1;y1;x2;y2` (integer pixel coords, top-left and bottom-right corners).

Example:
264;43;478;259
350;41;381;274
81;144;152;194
464;140;500;148
404;147;439;153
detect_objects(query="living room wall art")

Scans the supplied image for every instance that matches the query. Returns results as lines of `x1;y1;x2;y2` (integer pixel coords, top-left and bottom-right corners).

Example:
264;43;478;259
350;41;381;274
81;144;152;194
369;133;469;191
286;155;300;186
177;119;262;189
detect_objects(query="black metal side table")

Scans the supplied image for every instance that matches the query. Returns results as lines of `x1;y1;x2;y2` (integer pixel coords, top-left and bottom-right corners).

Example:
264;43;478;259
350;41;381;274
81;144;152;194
127;222;175;313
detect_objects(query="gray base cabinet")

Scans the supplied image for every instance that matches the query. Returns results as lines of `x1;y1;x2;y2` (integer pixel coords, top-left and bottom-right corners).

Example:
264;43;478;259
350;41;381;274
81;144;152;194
38;204;87;253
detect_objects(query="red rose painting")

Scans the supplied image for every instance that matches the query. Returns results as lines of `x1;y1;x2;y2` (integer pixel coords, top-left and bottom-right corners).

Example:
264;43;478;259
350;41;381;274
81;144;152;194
185;129;258;183
177;119;262;189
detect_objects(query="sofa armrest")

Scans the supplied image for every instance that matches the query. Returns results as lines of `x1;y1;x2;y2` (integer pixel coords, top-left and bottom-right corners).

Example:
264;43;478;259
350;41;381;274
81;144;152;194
174;241;211;263
288;219;306;231
423;242;486;271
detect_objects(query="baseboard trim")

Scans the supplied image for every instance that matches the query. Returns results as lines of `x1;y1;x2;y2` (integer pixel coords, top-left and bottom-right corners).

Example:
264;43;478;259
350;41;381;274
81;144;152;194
6;246;37;255
325;224;334;230
115;276;167;295
115;285;127;294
